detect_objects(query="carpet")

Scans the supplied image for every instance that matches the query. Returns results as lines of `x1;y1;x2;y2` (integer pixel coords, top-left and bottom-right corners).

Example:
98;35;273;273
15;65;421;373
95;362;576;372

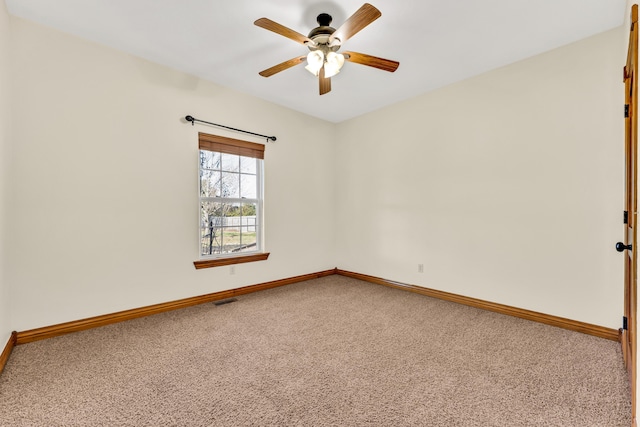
0;275;631;426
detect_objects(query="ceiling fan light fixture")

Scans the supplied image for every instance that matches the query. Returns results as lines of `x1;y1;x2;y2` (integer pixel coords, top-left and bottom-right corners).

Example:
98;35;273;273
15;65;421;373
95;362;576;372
255;3;399;95
324;52;345;78
305;50;324;76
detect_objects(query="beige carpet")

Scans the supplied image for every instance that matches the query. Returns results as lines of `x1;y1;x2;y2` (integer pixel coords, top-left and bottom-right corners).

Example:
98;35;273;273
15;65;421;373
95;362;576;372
0;275;632;426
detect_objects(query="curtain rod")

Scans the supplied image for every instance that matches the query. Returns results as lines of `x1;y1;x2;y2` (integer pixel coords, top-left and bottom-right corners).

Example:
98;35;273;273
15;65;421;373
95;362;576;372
185;115;277;142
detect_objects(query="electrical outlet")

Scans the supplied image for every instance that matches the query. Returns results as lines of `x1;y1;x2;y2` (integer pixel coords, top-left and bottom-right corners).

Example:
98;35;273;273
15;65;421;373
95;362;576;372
418;264;424;273
230;266;236;275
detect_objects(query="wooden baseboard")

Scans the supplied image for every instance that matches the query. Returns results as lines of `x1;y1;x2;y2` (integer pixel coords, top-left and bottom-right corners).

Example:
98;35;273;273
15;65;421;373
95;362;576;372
13;266;619;346
0;331;17;376
16;269;337;345
336;269;620;342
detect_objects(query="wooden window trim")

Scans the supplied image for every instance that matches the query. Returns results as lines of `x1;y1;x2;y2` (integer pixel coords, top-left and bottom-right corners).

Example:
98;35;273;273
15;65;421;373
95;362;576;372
199;132;265;159
194;252;270;269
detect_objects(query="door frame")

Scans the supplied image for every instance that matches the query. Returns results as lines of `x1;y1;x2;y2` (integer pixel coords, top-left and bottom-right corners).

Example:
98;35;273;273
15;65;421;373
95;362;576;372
623;5;638;425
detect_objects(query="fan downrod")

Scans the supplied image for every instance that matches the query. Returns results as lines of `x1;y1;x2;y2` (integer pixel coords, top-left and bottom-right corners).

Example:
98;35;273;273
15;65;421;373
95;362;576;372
316;13;332;26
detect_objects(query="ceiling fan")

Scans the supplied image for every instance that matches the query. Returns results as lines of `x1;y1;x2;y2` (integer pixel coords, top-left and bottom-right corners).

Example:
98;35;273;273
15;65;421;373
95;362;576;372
254;3;399;95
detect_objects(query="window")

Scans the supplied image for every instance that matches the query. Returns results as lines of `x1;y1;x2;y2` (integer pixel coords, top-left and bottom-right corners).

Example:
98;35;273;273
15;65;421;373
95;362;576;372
194;132;269;269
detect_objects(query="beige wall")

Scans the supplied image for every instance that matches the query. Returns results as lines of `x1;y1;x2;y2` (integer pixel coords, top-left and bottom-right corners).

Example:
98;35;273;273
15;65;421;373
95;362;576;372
6;17;337;331
335;27;624;328
0;2;12;345
0;11;626;343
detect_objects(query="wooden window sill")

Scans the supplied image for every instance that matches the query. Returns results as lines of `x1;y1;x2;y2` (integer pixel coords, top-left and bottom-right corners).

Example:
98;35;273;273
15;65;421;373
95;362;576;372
193;252;270;269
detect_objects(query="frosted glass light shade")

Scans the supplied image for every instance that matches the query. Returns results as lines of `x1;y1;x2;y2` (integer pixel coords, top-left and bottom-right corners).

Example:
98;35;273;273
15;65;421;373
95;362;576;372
305;51;324;76
324;52;345;78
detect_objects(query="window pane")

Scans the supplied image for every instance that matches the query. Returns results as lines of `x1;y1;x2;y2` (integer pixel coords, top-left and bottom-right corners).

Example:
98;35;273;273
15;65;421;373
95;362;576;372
221;172;240;198
221;227;244;253
200;201;226;255
200;169;221;198
201;201;226;223
241;202;257;228
235;202;258;252
240;174;257;199
240;156;256;174
200;201;258;255
239;203;258;252
221;153;239;172
201;226;222;255
239;231;257;251
200;151;221;170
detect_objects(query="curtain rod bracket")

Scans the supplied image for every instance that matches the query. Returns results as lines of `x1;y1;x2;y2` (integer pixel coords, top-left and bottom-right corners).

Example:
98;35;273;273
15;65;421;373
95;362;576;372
185;115;276;142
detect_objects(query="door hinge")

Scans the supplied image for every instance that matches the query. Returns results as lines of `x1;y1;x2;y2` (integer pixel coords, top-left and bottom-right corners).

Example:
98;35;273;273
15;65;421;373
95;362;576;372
625;104;630;118
623;316;628;331
624;210;629;224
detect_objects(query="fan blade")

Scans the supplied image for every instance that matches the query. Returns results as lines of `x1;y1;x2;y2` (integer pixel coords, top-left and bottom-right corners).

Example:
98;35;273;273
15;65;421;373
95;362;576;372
329;3;381;44
254;18;312;45
343;51;399;72
259;56;306;77
319;67;331;95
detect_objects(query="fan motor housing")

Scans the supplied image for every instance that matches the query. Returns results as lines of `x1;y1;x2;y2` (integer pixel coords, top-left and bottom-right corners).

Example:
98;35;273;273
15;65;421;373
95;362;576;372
307;13;341;52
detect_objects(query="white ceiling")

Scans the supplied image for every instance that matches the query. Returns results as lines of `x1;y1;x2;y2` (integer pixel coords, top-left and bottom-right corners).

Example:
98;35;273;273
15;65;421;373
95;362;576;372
5;0;627;123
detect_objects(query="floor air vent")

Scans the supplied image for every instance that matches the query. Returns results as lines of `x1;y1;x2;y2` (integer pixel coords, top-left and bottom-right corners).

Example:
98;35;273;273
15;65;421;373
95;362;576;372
214;298;238;306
